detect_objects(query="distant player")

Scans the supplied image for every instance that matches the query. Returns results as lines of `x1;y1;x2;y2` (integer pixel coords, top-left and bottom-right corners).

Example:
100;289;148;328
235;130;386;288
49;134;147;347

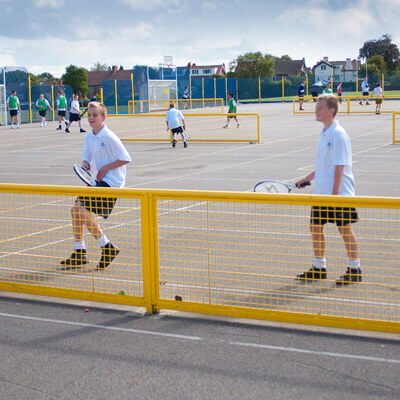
7;90;21;129
336;82;343;103
373;83;383;114
56;90;68;130
182;86;190;109
322;83;332;94
60;101;131;270
166;103;187;148
224;93;240;128
80;93;97;117
295;94;361;285
35;93;53;127
65;94;86;133
298;81;306;110
360;78;370;105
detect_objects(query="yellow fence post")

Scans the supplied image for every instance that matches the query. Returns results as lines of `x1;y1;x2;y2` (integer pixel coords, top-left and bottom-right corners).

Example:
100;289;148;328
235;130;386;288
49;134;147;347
114;80;118;114
130;73;135;114
189;74;192;109
100;87;103;104
331;75;333;92
214;78;216;107
306;75;309;97
202;77;205;108
51;85;55;121
236;78;239;104
28;75;32;123
382;73;385;94
356;73;358;98
281;77;284;102
347;96;350;114
258;76;261;103
393;113;396;144
225;77;228;104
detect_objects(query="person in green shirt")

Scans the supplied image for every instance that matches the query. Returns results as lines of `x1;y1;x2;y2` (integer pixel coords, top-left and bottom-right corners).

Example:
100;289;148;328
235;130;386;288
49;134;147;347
7;90;21;129
56;90;68;131
35;93;53;127
223;93;240;128
322;83;333;94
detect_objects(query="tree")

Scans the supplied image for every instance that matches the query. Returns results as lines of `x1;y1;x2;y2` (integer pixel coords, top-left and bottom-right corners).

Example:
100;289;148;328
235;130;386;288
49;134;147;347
62;65;89;97
275;55;292;60
91;61;109;72
229;51;274;78
359;55;387;75
359;34;400;72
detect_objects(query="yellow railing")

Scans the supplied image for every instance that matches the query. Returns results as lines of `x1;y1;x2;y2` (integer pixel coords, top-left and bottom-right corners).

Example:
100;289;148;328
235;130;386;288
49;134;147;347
393;112;400;144
106;112;261;143
128;98;224;114
1;183;400;333
293;95;400;115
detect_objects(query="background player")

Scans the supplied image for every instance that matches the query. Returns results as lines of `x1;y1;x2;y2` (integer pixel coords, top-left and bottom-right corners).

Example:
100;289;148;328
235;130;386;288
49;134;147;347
182;86;190;109
360;78;370;105
7;90;21;129
61;101;131;270
373;83;383;114
295;94;361;285
35;93;53;127
56;90;68;130
298;81;306;110
65;94;86;133
166;103;187;148
224;93;240;128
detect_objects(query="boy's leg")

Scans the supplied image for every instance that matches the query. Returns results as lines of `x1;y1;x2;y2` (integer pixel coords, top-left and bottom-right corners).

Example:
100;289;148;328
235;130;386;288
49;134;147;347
224;116;229;127
235;116;240;127
71;202;104;241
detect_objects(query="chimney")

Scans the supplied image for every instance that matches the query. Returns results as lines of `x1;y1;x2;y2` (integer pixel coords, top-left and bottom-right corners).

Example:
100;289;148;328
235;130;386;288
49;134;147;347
323;57;329;62
112;65;118;74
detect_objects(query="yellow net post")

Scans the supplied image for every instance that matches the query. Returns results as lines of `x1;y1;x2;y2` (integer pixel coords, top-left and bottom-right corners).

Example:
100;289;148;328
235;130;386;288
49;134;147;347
51;85;55;122
225;78;228;104
130;73;135;114
356;73;358;98
114;80;118;115
382;73;385;94
306;75;309;97
100;87;103;104
28;75;32;123
281;77;284;102
189;75;192;108
214;78;216;107
236;78;239;104
330;75;333;92
202;78;205;108
258;76;261;103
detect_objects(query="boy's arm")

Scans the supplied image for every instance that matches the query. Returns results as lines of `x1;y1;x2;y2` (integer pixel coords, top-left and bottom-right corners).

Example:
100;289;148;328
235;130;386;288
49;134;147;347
295;171;315;188
97;159;130;182
332;165;344;195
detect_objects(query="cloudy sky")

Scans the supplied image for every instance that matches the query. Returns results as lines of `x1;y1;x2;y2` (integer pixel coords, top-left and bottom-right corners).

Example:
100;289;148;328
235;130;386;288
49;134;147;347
0;0;399;77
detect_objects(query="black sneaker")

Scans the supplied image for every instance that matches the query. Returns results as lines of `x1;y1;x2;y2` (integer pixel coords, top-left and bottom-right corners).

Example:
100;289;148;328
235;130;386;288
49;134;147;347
172;139;176;147
296;266;327;281
56;126;62;130
60;249;88;269
80;128;86;133
97;242;119;269
184;142;187;148
65;128;70;133
366;102;370;105
336;268;362;285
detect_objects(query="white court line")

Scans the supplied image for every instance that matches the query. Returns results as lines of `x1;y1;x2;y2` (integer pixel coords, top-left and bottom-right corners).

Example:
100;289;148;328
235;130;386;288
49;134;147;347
0;312;399;365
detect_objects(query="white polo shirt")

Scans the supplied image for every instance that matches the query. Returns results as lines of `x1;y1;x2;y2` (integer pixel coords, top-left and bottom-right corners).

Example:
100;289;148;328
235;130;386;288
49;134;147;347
82;124;132;188
314;121;355;196
361;80;369;93
373;86;383;97
70;100;80;114
165;108;184;130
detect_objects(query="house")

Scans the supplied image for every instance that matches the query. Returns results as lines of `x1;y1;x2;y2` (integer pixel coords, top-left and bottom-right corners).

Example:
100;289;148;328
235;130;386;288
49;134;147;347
87;65;133;95
273;59;307;79
312;57;361;83
186;62;226;77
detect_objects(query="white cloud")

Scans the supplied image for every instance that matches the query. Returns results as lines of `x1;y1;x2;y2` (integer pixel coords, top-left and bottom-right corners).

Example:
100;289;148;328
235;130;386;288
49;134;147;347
203;1;217;10
120;0;182;10
120;22;154;40
34;0;63;8
0;53;16;66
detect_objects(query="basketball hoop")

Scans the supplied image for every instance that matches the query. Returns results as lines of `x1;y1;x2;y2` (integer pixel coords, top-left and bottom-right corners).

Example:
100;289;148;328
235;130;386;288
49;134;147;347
164;56;173;68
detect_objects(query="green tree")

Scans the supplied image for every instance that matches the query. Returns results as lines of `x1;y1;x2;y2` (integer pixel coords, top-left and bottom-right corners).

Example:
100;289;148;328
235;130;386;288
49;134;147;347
229;51;274;78
62;65;89;97
275;55;292;60
91;61;108;71
359;34;400;72
359;55;387;75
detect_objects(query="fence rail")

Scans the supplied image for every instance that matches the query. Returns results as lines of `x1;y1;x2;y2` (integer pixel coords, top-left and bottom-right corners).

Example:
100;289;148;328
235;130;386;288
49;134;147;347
1;183;400;333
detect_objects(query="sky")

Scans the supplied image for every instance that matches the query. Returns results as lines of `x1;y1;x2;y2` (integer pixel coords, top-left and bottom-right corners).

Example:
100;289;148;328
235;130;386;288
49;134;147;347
0;0;400;77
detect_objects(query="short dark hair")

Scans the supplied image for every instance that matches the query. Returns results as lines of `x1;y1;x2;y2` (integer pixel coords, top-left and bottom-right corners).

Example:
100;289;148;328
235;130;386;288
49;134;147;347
228;92;233;97
170;103;175;108
11;90;16;94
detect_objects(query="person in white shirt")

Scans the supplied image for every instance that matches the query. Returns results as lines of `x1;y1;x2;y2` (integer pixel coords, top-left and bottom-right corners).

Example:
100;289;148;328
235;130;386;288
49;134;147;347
61;101;132;270
360;78;370;105
35;93;53;127
165;103;187;148
373;83;383;114
66;94;86;133
295;94;361;285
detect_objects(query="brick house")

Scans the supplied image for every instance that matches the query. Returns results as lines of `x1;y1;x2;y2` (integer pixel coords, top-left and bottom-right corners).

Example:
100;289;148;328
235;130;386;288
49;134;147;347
312;57;361;83
273;59;308;79
87;65;133;95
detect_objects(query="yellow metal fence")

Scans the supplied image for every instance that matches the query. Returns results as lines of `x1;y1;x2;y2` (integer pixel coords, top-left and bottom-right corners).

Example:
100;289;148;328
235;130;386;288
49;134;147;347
1;184;400;333
393;112;400;144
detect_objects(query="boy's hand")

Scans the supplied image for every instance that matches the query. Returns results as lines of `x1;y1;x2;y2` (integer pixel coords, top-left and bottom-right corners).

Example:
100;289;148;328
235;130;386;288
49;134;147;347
97;166;107;182
82;161;90;171
295;178;310;188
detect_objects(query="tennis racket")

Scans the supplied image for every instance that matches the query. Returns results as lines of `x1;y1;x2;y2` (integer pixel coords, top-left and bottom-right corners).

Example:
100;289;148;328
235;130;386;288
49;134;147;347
254;180;311;193
73;164;97;186
183;129;190;139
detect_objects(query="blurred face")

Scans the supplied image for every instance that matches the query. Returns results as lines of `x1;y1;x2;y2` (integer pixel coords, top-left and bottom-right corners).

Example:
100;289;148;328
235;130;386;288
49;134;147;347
40;94;44;99
74;95;79;100
315;99;335;123
88;107;106;132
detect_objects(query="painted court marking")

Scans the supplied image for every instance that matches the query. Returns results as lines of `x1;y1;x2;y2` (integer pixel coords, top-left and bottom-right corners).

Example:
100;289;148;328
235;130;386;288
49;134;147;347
0;311;399;365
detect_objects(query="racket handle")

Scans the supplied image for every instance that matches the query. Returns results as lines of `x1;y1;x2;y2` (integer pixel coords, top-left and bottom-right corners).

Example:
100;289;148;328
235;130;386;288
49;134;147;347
297;181;311;188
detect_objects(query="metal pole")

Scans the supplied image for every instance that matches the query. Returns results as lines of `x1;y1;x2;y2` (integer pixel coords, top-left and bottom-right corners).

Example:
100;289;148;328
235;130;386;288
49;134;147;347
202;77;204;108
189;74;192;108
2;67;7;125
114;79;118;114
51;85;54;121
225;77;228;104
131;73;134;114
214;78;216;107
100;87;103;104
281;77;284;102
28;75;32;123
306;75;309;97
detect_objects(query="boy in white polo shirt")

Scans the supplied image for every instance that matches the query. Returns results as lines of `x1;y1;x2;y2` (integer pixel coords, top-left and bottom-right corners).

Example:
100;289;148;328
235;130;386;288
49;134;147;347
295;94;361;285
166;103;187;148
61;101;131;270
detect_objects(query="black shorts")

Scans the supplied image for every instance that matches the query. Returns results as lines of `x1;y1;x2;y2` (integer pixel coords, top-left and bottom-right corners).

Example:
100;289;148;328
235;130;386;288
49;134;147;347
58;110;66;117
171;126;183;134
39;110;46;117
338;93;342;97
77;181;117;220
310;206;358;227
362;92;369;96
10;110;18;117
69;112;81;122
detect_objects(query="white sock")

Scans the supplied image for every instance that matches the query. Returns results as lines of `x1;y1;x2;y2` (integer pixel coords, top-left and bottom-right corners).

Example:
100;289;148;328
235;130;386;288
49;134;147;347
75;241;86;250
349;259;360;268
313;257;326;269
98;235;110;248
